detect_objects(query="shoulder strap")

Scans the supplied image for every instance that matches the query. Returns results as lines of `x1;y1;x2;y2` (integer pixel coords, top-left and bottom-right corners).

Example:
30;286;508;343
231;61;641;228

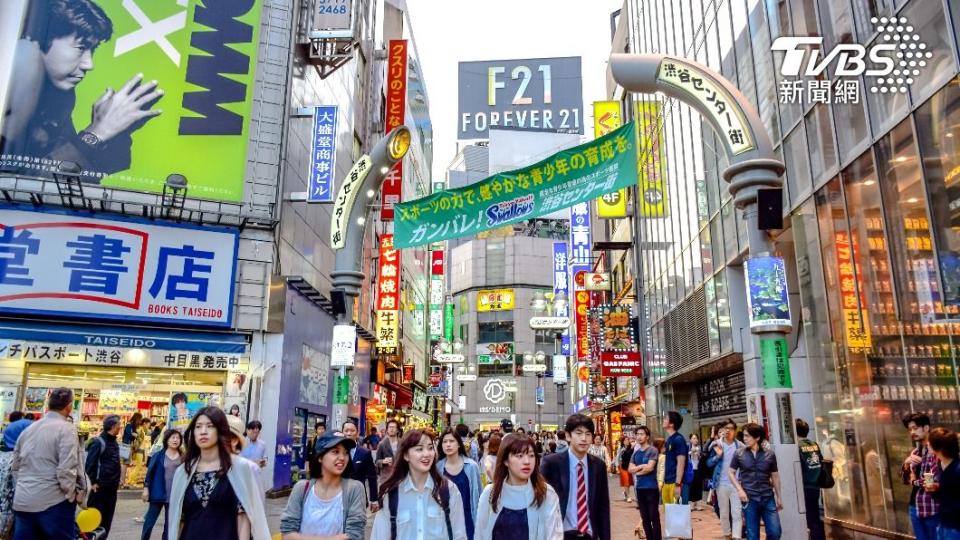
440;480;452;540
389;486;399;540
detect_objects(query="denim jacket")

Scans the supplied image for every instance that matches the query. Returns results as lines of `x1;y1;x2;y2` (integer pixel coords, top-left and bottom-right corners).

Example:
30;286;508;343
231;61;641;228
436;456;482;523
705;439;744;488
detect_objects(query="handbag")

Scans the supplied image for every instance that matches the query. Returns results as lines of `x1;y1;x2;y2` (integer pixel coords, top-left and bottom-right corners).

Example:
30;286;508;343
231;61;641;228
118;443;132;461
818;459;835;489
664;503;693;538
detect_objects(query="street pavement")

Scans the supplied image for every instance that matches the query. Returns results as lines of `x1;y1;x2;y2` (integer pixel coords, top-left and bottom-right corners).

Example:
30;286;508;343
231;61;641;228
111;477;733;539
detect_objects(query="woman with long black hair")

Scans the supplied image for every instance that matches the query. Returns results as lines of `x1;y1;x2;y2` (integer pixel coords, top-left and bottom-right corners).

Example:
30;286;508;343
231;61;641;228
166;406;270;540
474;433;562;539
371;429;467;539
140;429;183;540
436;428;482;540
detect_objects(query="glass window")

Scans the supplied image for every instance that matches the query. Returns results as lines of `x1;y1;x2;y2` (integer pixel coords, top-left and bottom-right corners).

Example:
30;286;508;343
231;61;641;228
732;0;758;109
704;278;721;357
701;224;715;276
916;78;960;312
749;0;780;142
831;78;871;161
901;0;958;105
705;0;721;72
485;239;505;285
704;128;721;216
816;0;855;49
805;103;838;186
784;124;813;204
477;321;513;343
850;0;895;44
711;216;725;269
864;56;909;135
722;201;738;262
767;0;800;131
714;270;733;352
718;0;736;83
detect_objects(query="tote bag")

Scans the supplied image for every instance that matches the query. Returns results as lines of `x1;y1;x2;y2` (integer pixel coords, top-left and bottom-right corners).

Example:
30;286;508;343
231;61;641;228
664;503;693;538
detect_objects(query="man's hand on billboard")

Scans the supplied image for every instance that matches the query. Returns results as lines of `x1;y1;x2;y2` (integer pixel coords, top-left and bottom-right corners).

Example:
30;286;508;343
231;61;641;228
87;74;163;142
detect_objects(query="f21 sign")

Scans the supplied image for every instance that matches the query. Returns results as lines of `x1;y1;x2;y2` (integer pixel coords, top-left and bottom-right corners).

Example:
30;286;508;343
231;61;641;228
458;57;583;139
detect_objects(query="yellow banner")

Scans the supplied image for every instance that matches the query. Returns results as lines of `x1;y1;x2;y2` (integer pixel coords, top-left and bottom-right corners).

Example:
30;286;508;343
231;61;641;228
594;101;627;218
635;101;668;217
477;289;515;311
375;310;399;348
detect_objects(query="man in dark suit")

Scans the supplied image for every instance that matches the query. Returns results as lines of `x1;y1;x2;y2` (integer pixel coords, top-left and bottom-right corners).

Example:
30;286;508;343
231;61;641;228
341;420;379;511
540;414;611;540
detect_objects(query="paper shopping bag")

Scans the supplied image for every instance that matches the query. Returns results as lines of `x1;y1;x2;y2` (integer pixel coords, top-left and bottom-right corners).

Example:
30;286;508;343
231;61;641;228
664;503;693;538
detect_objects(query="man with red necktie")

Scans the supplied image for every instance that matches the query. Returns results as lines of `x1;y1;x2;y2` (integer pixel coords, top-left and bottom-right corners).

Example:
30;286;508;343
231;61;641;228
541;414;611;540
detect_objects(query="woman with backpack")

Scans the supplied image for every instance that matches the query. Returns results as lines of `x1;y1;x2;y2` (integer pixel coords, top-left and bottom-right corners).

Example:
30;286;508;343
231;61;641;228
436;429;482;540
617;435;635;502
278;432;367;539
474;433;562;539
140;430;183;540
371;429;468;539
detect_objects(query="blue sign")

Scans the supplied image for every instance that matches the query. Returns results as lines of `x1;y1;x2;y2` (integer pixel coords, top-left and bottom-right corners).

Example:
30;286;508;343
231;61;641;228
308;105;338;202
569;202;591;265
552;242;571;356
535;385;545;405
744;255;792;330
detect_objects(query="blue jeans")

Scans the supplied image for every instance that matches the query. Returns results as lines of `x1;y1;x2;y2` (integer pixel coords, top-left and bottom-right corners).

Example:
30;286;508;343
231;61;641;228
940;527;960;540
13;499;76;540
141;502;169;540
910;506;940;540
744;495;781;540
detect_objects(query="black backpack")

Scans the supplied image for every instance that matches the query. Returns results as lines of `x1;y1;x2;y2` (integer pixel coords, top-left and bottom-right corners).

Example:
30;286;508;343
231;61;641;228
388;479;452;540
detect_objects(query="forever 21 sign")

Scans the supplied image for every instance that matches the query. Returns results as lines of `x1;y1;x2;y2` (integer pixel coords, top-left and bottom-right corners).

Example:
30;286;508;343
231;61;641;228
697;372;746;418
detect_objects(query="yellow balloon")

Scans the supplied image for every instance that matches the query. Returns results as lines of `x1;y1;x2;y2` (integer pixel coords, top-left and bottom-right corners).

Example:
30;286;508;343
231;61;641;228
76;507;101;533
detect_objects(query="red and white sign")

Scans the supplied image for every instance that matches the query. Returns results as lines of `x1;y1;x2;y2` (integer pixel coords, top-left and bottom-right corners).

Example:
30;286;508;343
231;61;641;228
381;40;408;221
431;249;444;276
375;234;401;350
600;351;642;377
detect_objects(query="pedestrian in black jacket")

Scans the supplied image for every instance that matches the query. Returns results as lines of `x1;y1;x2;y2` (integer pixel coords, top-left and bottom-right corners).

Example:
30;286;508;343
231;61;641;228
340;420;379;510
540;414;611;540
85;414;122;538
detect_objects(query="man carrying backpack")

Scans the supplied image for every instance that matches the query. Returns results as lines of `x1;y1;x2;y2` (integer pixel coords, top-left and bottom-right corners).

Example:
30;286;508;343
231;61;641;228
797;418;828;540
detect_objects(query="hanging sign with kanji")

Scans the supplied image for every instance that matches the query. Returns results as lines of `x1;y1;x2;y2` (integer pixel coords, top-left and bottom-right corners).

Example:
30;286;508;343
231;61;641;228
393;122;638;248
0;207;237;327
308;105;338;202
381;40;408;221
835;231;872;352
375;234;401;350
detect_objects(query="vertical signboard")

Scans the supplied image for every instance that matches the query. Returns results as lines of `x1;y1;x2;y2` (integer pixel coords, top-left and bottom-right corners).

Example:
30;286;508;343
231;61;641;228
330;324;357;368
375;235;400;351
429;249;444;340
634;101;668;217
381;40;408;221
570;202;591;364
308;106;338;202
744;256;792;331
593;101;627;218
834;232;872;351
597;304;641;376
444;303;455;341
552;242;571;356
760;337;792;389
573;279;591;362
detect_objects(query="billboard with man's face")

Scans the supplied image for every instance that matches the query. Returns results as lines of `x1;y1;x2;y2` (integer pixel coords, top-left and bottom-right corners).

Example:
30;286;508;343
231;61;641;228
0;0;262;202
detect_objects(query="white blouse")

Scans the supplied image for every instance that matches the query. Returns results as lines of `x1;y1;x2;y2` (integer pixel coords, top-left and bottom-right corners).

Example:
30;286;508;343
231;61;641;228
370;475;468;540
474;481;563;540
300;488;343;536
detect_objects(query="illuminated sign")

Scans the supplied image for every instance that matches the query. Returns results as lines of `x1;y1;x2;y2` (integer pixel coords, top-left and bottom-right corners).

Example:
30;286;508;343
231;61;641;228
477;289;515;311
381;40;407;220
593;101;627;218
375;235;401;350
835;232;871;351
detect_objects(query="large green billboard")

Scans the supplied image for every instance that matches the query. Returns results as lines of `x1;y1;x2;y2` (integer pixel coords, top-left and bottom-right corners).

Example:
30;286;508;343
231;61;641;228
0;0;262;202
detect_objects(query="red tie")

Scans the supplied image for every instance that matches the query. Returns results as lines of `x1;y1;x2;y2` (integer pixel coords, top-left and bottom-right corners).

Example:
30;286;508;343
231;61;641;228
577;461;589;534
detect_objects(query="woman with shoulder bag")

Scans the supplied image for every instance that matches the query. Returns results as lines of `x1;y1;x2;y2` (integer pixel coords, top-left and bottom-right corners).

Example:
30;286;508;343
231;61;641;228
279;433;367;540
140;429;183;540
167;406;271;540
371;429;468;540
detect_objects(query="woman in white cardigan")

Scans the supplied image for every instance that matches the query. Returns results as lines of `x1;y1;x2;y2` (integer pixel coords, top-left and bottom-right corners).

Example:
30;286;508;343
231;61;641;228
166;406;271;540
474;433;563;540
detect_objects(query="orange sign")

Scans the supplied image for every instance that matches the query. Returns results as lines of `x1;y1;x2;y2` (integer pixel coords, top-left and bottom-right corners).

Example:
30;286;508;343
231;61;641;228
381;40;407;220
376;235;401;350
577;364;591;383
575;290;590;360
835;231;871;351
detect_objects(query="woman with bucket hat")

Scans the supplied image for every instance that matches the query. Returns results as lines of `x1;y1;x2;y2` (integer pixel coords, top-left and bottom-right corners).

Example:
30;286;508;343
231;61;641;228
279;432;368;539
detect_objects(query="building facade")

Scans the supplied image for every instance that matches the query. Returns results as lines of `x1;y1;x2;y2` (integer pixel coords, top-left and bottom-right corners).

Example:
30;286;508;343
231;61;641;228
614;0;960;536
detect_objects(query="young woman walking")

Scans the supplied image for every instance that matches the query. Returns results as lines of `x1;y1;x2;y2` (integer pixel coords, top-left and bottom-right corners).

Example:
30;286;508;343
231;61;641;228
437;428;482;540
141;430;183;540
371;429;468;539
279;432;367;539
167;406;270;540
474;433;562;539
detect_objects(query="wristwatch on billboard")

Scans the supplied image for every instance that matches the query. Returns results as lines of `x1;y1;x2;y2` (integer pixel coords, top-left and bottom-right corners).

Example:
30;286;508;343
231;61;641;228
78;130;102;148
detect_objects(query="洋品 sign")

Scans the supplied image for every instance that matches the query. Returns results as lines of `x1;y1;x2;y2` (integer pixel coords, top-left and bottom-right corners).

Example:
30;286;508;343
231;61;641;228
0;207;237;327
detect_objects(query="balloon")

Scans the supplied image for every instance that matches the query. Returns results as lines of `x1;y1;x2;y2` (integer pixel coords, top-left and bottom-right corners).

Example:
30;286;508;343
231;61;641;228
76;507;101;533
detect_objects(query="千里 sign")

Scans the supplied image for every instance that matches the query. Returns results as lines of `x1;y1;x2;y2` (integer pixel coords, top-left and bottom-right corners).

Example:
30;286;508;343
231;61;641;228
308;106;338;202
744;255;792;331
0;207;237;327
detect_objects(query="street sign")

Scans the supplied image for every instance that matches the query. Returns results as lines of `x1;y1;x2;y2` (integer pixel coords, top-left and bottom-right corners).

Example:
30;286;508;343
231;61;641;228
529;316;571;330
330;324;357;368
522;364;548;373
458;374;477;382
436;353;465;364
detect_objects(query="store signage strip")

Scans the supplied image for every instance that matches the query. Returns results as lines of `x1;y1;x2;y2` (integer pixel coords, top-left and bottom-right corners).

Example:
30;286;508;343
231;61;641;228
308;105;338;203
0;322;247;354
0;208;237;327
592;101;627;218
0;339;246;371
381;40;408;221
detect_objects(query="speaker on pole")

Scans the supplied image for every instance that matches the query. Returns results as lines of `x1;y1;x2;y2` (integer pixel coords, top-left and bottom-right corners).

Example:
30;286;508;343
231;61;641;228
757;188;783;230
330;289;347;317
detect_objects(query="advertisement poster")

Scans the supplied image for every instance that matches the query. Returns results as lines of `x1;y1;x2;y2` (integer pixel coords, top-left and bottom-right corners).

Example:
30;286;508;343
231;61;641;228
299;344;330;407
0;0;263;202
24;387;49;413
552;242;571;356
169;391;219;431
99;389;137;415
744;256;791;330
394;123;637;248
760;337;792;389
223;371;249;420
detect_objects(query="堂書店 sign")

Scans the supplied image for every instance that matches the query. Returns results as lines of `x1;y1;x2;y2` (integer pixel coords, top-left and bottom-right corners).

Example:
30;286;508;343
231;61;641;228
0;207;237;327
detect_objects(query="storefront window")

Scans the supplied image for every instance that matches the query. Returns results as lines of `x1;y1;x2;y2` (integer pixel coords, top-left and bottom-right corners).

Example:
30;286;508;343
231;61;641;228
916;78;960;310
902;0;957;105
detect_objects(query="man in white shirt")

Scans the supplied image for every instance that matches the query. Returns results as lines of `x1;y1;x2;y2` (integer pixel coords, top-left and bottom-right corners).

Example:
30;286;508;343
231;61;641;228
705;418;745;539
239;420;267;467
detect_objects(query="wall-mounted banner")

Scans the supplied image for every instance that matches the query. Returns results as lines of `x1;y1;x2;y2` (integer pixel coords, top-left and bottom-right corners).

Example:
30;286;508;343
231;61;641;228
476;342;514;363
0;0;262;202
308;106;338;202
0;207;237;327
834;232;871;352
552;242;571;356
552;354;568;384
744;256;792;331
634;102;668;217
381;39;408;221
760;337;792;389
393;122;637;248
592;101;627;218
375;235;400;351
458;56;583;139
476;289;515;312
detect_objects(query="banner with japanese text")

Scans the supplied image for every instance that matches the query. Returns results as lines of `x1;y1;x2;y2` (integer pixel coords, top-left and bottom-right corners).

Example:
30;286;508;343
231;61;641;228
592;101;627;218
552;242;570;356
0;207;237;327
596;304;640;377
393;122;637;248
380;40;407;221
308;106;338;202
375;234;400;351
835;231;872;351
0;0;262;202
634;101;668;217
